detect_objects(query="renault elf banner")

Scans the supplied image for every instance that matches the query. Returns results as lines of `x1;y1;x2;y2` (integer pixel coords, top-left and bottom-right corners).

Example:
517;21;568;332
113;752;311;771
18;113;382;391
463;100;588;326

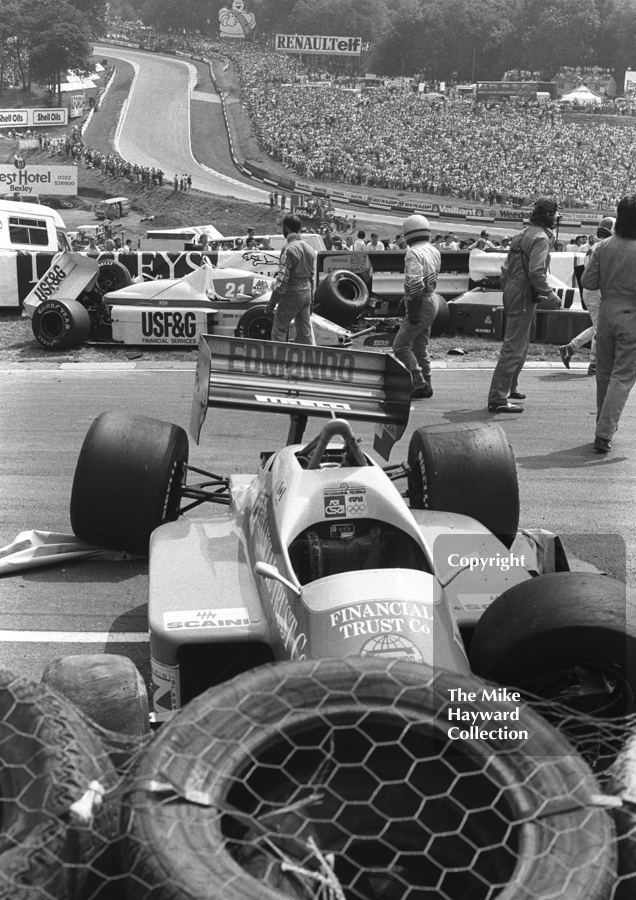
275;34;362;56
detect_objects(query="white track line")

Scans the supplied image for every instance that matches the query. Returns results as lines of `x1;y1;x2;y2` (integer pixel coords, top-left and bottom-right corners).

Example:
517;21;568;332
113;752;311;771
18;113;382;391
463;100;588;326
0;631;148;643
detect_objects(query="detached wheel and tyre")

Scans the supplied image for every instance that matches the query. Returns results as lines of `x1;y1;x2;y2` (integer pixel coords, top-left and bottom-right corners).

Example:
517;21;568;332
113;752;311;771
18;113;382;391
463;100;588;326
407;422;520;547
120;658;616;900
92;259;133;297
470;572;636;718
31;298;91;350
430;293;450;337
0;667;120;899
71;411;188;554
314;270;369;326
235;306;274;340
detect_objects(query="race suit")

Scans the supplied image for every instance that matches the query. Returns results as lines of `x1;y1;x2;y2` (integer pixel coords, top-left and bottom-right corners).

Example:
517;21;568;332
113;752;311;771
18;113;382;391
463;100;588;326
392;240;441;376
268;233;316;345
488;224;554;405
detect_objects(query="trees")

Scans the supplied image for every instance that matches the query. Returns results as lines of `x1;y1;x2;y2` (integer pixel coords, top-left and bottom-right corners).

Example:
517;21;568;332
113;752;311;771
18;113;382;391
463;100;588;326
0;0;95;95
29;3;93;103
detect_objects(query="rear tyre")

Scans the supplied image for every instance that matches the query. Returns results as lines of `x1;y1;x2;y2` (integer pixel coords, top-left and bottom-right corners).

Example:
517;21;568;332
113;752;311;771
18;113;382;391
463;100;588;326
314;270;369;326
407;422;519;546
70;412;188;554
235;305;274;340
31;298;91;350
92;259;133;297
121;659;616;900
470;573;636;718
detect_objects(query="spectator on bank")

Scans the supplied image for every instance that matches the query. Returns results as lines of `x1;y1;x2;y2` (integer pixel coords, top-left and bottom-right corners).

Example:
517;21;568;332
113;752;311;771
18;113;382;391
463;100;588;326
366;232;385;251
353;230;367;250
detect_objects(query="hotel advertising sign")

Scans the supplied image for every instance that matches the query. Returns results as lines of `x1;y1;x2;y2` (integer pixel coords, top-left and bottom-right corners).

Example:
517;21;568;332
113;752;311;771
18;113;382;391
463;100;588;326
0;165;78;195
275;34;362;56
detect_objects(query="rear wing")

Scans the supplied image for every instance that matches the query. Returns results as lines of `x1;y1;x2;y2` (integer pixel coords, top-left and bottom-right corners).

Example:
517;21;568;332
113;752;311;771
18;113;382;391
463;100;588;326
190;334;412;460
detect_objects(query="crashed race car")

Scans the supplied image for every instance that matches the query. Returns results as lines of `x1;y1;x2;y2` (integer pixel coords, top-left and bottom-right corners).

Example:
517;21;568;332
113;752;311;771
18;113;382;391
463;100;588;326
63;335;632;899
67;333;632;720
23;251;357;350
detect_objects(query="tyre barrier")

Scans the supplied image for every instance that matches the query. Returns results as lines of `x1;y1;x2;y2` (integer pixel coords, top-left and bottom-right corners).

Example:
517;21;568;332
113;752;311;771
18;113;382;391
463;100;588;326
120;658;617;900
0;667;121;900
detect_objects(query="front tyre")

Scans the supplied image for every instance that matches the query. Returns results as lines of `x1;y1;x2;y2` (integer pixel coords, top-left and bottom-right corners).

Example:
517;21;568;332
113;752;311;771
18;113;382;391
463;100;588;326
407;422;519;547
70;412;189;554
470;572;636;717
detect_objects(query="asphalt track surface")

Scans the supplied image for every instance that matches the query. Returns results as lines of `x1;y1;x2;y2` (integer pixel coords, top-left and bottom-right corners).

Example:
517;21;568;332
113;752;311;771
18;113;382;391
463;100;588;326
1;362;634;692
94;43;270;203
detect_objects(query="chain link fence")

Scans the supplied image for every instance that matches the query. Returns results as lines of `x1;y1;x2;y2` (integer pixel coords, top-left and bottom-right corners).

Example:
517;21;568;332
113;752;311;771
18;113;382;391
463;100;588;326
1;658;635;900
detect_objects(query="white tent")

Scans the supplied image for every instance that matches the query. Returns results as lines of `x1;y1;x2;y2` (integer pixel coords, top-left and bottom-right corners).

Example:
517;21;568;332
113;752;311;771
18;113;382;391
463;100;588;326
560;85;602;105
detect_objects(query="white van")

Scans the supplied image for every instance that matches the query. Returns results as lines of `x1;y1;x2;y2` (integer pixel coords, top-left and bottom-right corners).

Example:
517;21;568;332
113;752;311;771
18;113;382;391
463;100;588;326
0;198;71;253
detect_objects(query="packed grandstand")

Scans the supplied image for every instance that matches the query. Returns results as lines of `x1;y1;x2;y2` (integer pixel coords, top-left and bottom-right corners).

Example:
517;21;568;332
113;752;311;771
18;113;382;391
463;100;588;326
103;23;636;214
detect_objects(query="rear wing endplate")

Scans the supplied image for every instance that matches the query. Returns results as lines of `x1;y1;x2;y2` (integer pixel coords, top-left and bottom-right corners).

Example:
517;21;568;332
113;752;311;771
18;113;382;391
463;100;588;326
190;334;412;460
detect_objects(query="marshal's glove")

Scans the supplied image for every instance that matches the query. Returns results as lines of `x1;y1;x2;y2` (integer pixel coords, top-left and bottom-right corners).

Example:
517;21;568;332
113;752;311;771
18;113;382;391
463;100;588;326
536;291;562;310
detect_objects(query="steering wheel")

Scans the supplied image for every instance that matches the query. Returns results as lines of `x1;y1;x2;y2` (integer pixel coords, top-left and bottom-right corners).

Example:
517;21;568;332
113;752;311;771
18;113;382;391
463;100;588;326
300;420;368;470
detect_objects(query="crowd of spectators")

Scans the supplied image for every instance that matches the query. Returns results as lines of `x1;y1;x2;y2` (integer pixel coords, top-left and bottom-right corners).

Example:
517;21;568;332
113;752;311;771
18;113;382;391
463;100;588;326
85;24;636;212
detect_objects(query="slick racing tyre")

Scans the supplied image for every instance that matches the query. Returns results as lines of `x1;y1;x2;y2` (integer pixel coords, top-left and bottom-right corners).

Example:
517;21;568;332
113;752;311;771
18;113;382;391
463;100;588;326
31;297;91;350
430;293;450;337
470;572;636;718
92;259;133;297
235;305;274;340
70;411;189;554
121;658;616;900
314;270;369;326
0;667;119;900
407;422;520;547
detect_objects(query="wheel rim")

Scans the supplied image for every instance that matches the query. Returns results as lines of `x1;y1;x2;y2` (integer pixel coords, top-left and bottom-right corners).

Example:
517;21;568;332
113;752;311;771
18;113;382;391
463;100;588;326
39;310;65;339
518;662;634;718
246;316;273;340
96;270;122;294
221;712;519;899
335;276;362;303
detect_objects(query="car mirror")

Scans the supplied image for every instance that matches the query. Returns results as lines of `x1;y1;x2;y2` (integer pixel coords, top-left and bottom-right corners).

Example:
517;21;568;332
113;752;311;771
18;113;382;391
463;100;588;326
254;561;301;597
